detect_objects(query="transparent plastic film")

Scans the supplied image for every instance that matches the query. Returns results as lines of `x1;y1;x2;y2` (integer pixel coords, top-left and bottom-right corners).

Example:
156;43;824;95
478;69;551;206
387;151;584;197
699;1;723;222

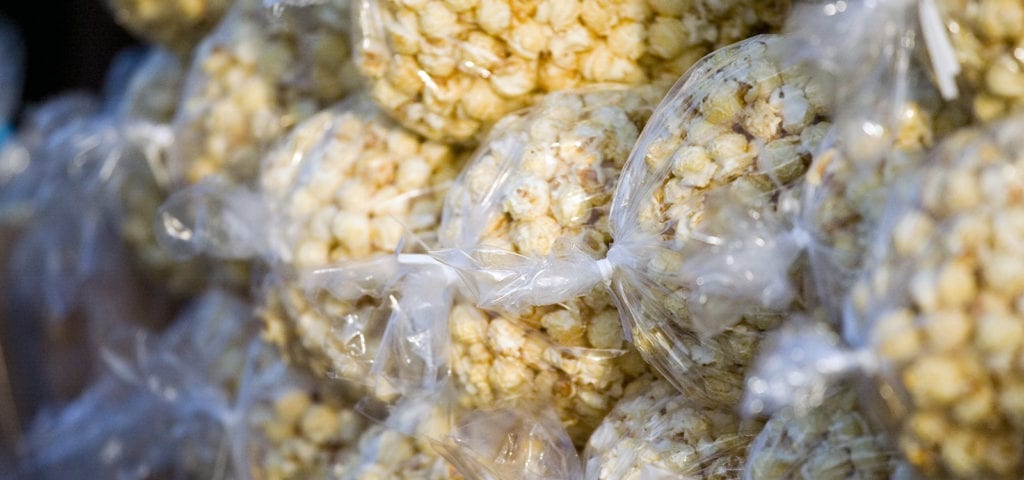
18;291;279;480
743;387;897;480
353;0;789;143
0;94;100;225
248;95;462;380
170;0;360;185
839;117;1024;478
602;35;832;404
327;390;459;480
292;253;455;403
438;399;582;480
786;0;974;319
433;86;666;314
583;375;759;480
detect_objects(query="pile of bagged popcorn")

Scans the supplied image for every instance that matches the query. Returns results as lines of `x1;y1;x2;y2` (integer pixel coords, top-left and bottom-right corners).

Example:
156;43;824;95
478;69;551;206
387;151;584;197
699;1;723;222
7;0;1024;478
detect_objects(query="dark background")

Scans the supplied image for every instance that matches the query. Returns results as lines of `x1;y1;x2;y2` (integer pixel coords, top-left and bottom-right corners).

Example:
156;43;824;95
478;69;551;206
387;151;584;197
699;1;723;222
1;1;139;120
0;1;140;458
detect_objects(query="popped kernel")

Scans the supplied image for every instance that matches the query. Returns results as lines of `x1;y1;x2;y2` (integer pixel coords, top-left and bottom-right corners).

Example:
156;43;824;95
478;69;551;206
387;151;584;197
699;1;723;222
355;0;788;142
258;98;462;378
172;0;360;185
849;118;1024;478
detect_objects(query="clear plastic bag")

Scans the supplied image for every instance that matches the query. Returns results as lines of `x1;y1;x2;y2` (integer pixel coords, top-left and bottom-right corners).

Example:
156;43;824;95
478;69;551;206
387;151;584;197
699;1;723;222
439;400;582;480
425;87;662;444
0;94;100;225
433;36;833;406
338;394;458;480
170;0;360;185
746;116;1024;478
15;291;273;479
743;388;896;480
105;0;231;53
159;95;462;381
353;0;789;143
115;47;187;125
583;375;759;480
783;0;974;318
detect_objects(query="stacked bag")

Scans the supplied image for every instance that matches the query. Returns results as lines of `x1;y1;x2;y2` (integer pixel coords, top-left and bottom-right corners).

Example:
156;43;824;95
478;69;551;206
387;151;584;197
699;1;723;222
5;0;1024;478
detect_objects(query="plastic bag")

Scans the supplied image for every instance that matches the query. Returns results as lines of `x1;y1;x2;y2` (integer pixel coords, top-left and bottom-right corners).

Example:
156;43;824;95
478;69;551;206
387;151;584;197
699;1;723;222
415;87;660;444
159;95;462;381
171;0;360;185
783;0;975;318
353;0;789;143
743;388;896;480
439;400;582;480
434;35;832;405
0;94;100;225
253;383;367;478
338;394;458;480
15;291;272;479
106;0;231;53
746;116;1024;478
583;375;759;480
116;47;188;125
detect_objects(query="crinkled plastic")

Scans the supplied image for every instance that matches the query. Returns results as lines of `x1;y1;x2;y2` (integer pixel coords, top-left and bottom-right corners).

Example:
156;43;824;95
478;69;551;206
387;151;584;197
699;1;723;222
439;401;582;480
745;117;1024;478
159;95;462;382
584;375;759;480
743;388;896;480
16;291;280;479
106;0;231;52
338;394;458;480
170;0;360;185
423;87;662;444
353;0;789;143
784;0;974;318
0;94;100;225
116;47;187;125
433;36;833;405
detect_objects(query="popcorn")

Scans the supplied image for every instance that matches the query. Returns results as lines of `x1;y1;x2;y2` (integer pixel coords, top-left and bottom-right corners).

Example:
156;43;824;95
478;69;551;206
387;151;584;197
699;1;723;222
106;0;231;52
848;117;1024;478
355;0;789;142
937;0;1024;122
616;35;832;405
257;97;462;378
744;389;895;480
256;386;367;480
172;0;360;185
438;88;663;445
338;401;459;480
583;375;760;479
447;297;649;447
113;50;251;297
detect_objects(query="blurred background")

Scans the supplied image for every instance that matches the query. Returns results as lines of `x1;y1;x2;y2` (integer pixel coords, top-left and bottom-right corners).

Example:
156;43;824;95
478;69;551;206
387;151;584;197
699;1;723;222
0;1;138;460
0;1;137;116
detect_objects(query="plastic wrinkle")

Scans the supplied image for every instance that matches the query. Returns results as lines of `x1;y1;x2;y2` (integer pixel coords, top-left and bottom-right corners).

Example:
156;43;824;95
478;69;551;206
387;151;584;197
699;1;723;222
156;178;273;261
742;318;875;417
